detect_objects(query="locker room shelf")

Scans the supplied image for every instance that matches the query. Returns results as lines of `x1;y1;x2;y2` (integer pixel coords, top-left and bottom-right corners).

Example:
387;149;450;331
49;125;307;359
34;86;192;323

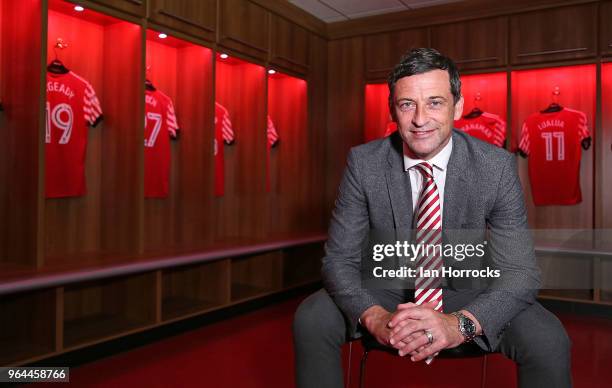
231;283;277;301
64;314;152;349
63;273;157;349
230;252;283;302
282;243;324;288
0;290;56;365
162;297;224;322
161;260;230;321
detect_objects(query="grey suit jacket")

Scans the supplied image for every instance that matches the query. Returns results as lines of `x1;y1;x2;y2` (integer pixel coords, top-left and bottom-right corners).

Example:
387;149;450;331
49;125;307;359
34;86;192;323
322;129;541;351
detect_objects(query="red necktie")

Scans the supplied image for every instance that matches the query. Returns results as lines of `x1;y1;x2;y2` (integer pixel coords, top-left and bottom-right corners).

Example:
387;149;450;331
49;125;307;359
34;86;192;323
414;162;443;312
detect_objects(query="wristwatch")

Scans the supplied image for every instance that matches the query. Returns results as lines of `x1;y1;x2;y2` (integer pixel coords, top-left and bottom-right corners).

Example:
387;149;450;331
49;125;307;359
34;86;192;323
451;311;477;342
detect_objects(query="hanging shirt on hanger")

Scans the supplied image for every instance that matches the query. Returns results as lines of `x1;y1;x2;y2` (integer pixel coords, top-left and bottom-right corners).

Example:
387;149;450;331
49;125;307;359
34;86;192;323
144;88;179;198
267;115;279;148
214;102;234;197
454;111;506;148
266;115;280;193
45;70;103;198
519;107;590;206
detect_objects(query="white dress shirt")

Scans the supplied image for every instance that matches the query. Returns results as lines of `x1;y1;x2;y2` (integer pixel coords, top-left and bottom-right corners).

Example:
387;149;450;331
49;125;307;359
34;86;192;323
403;138;453;217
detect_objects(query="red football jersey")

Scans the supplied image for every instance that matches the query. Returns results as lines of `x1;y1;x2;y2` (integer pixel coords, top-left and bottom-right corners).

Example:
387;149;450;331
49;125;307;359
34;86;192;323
266;115;279;192
267;115;279;147
45;71;102;198
144;89;179;198
214;102;234;196
454;112;506;147
519;107;590;206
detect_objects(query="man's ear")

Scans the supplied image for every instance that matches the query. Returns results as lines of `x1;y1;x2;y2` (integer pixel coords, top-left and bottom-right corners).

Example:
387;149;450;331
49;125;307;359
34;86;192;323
453;95;464;120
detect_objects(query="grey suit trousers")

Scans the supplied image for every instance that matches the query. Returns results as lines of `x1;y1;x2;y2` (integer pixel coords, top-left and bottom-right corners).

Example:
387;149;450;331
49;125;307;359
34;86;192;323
293;288;572;388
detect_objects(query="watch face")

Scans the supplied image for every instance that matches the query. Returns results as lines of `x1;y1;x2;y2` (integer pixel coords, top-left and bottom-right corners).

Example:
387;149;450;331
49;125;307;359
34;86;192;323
463;318;476;336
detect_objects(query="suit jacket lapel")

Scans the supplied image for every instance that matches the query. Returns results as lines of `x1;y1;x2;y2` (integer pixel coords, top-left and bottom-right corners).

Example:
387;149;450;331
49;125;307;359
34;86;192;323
385;131;470;230
443;131;470;230
385;132;413;229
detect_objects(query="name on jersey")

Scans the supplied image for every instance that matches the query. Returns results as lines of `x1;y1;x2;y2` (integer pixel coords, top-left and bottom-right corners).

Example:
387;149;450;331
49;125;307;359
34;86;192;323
146;94;158;107
461;123;492;137
537;119;565;131
47;81;75;99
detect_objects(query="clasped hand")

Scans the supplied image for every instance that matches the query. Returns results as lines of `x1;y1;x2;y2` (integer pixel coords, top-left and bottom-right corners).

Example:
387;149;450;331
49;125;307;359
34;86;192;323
364;301;464;362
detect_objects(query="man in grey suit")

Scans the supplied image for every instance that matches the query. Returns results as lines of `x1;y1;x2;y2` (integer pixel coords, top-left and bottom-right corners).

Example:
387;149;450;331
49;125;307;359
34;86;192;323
293;48;572;388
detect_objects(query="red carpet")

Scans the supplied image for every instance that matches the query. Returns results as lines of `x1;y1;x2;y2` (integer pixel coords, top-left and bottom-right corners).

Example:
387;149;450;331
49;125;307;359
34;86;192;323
32;296;612;387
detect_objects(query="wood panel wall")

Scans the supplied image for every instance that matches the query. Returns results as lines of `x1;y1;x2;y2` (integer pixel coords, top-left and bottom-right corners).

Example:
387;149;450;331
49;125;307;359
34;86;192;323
0;0;43;268
325;37;364;218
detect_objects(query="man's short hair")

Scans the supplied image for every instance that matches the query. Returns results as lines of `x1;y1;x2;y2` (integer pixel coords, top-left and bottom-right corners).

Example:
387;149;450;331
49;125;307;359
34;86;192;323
388;48;462;109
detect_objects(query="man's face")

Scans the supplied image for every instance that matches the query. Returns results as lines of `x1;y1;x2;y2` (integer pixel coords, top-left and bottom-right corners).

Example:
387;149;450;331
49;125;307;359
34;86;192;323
391;69;463;160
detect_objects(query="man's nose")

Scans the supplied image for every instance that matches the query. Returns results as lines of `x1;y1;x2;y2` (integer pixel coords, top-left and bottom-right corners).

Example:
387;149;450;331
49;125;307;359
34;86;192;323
412;105;428;127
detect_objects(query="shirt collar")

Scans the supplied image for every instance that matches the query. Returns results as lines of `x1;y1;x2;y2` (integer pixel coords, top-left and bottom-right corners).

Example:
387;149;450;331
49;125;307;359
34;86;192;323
403;136;453;172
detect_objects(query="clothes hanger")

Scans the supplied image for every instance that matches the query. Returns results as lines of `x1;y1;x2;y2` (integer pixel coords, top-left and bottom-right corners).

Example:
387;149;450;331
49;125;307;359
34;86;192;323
145;65;156;91
541;86;563;113
145;79;156;91
463;92;483;119
47;38;70;74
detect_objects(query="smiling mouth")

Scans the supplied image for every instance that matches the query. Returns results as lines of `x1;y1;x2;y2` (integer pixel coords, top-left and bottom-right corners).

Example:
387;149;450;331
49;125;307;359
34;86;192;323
410;129;436;138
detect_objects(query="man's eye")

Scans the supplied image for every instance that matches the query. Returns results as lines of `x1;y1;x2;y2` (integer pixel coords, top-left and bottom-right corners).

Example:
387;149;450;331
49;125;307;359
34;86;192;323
399;102;415;110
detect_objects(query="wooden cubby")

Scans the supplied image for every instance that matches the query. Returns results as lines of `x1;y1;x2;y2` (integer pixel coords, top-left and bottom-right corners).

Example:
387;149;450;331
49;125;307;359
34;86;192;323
363;83;390;143
45;0;143;266
162;260;231;321
459;72;507;137
601;63;612;229
0;289;56;365
63;272;156;349
511;64;596;230
214;53;267;241
231;252;283;302
282;242;324;288
267;71;319;236
537;253;594;301
144;29;215;255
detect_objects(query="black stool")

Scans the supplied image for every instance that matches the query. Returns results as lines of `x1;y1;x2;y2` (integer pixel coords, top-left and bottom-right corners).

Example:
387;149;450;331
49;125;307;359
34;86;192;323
352;334;491;388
